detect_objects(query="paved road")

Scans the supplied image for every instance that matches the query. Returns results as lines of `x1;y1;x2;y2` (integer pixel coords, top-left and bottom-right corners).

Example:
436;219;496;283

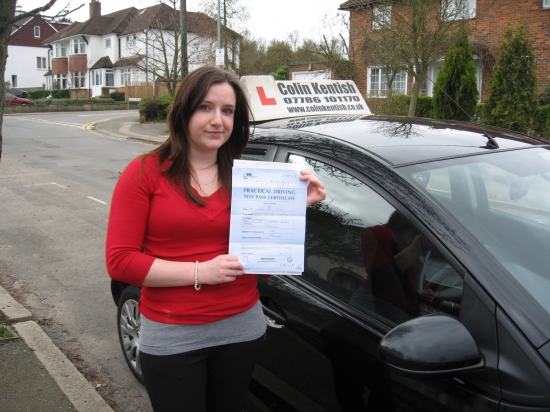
1;111;158;411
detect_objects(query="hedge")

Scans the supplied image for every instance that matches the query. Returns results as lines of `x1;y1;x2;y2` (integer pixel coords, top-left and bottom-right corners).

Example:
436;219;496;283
139;94;175;121
28;89;71;100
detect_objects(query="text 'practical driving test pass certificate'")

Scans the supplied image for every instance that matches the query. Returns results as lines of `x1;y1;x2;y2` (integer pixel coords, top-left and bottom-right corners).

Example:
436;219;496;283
229;159;307;275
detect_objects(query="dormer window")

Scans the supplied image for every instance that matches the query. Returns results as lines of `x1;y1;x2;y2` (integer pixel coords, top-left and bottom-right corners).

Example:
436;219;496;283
34;26;40;38
127;36;136;48
71;38;86;54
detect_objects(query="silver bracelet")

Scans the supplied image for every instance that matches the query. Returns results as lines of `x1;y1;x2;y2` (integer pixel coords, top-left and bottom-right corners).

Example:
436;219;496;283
194;261;201;291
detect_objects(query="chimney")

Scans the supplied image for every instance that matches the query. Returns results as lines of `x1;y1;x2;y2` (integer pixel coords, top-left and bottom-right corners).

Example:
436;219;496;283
90;0;101;19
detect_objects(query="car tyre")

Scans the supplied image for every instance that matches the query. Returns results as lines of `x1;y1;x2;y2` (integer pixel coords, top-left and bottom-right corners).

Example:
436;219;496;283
117;285;144;383
20;103;28;106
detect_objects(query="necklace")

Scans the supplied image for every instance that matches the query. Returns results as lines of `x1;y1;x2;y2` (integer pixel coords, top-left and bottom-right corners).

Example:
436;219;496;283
194;162;217;170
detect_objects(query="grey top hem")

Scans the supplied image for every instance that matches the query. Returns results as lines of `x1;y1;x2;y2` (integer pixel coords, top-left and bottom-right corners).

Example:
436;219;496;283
139;299;267;356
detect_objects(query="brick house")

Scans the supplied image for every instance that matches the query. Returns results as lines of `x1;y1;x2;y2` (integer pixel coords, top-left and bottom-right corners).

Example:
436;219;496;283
338;0;550;102
42;0;239;97
5;14;68;89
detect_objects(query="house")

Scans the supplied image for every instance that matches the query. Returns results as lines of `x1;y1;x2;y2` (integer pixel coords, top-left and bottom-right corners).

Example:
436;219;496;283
42;0;240;97
5;13;68;89
339;0;550;102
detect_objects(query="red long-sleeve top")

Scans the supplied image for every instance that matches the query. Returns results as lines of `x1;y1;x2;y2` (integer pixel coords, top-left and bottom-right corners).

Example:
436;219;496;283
106;156;259;324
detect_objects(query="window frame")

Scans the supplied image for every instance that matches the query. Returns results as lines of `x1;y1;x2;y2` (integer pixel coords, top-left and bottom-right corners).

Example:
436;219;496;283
36;56;47;69
368;67;407;97
55;43;66;58
442;0;477;21
71;38;86;55
270;146;466;331
34;25;40;38
105;38;111;48
373;4;392;30
120;68;132;85
544;0;550;8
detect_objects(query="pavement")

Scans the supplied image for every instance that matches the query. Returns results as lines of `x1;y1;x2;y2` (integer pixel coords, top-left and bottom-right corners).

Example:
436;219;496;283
0;113;167;412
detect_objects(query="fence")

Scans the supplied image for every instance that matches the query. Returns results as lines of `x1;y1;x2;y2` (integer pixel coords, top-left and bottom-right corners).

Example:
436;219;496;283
124;81;180;102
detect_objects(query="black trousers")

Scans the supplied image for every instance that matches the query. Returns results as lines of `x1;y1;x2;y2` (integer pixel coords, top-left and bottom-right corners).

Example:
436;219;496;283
140;335;264;412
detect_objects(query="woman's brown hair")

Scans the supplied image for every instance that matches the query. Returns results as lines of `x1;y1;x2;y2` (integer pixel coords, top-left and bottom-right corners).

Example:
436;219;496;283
146;66;251;205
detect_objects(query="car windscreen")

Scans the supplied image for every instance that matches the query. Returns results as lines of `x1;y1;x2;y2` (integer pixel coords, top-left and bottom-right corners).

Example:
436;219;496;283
400;147;550;316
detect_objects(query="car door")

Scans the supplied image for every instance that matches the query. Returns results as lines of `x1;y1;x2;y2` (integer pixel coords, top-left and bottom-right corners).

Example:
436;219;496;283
250;146;501;412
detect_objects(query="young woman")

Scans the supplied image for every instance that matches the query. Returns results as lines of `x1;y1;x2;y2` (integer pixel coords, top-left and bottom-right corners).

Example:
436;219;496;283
106;66;326;412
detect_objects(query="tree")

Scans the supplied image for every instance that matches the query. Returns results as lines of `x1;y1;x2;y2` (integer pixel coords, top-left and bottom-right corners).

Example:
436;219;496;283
271;65;289;80
483;19;538;133
129;1;217;95
317;10;358;80
433;23;478;121
358;0;490;117
0;0;82;161
236;37;266;76
262;40;293;74
199;0;249;71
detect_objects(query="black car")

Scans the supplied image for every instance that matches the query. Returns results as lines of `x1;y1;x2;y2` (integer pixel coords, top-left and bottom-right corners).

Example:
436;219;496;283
111;114;550;412
9;88;28;98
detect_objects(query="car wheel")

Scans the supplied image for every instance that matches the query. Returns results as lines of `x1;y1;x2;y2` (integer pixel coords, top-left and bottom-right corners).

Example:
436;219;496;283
117;285;144;383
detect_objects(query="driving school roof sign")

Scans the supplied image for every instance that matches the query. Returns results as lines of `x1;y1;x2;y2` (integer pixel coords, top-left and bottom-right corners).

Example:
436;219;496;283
240;75;371;122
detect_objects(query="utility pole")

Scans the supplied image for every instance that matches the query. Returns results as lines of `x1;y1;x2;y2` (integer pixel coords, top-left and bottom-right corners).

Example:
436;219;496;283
180;0;188;79
216;0;223;68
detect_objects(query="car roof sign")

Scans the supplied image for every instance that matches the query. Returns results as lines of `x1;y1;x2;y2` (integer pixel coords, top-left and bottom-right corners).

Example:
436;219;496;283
240;75;371;122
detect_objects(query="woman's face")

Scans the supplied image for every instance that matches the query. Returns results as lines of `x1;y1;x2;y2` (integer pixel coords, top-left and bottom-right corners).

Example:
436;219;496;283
187;82;236;155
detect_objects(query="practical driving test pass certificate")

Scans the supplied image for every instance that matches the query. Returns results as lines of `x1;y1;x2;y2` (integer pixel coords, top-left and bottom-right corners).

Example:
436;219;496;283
229;159;307;275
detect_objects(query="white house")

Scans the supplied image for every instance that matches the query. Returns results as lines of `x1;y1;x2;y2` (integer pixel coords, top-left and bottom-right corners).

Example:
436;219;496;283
5;13;68;90
42;0;241;97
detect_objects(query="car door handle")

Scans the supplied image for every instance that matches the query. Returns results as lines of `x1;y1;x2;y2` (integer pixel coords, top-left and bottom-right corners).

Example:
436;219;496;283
262;304;286;328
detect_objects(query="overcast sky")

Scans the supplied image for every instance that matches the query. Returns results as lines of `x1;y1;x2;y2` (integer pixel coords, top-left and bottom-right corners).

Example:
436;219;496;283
18;0;347;44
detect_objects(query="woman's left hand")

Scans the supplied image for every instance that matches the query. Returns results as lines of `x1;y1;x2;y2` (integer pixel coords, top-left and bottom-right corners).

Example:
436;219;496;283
300;171;326;207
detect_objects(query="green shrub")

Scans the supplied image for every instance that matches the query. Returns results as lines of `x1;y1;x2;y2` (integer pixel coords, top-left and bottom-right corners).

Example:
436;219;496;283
539;87;550;106
366;95;409;116
533;104;550;138
110;91;125;101
416;96;434;118
139;94;175;121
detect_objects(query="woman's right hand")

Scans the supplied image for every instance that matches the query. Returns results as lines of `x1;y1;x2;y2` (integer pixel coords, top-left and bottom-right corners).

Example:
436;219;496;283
199;254;245;285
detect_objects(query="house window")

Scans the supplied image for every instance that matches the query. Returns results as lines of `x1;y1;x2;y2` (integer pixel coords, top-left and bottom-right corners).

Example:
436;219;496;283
34;25;40;38
54;74;67;89
11;75;17;87
369;68;407;97
105;38;111;48
105;69;114;86
91;70;102;86
544;0;550;8
121;68;132;85
443;0;476;20
71;38;86;54
373;5;392;30
55;43;66;57
37;57;47;69
127;36;136;48
71;72;86;88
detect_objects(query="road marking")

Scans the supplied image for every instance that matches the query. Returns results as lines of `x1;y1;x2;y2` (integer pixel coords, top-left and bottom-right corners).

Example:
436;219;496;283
82;116;135;140
87;196;107;204
4;116;83;128
22;181;67;188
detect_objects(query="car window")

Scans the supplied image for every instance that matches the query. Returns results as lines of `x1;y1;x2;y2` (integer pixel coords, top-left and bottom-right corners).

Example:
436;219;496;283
287;153;463;327
241;147;268;161
406;148;550;316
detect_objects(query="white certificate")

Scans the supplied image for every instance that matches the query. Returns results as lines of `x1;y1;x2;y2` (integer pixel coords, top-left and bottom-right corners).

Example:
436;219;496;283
229;159;307;275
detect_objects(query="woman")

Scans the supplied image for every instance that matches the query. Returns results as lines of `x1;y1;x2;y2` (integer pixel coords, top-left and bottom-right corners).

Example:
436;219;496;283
106;66;326;412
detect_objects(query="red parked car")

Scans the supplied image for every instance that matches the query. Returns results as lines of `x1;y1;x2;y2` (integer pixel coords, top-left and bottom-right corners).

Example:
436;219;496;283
5;92;34;106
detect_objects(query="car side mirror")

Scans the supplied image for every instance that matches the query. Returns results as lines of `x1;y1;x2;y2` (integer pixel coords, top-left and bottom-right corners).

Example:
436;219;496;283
379;314;484;380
